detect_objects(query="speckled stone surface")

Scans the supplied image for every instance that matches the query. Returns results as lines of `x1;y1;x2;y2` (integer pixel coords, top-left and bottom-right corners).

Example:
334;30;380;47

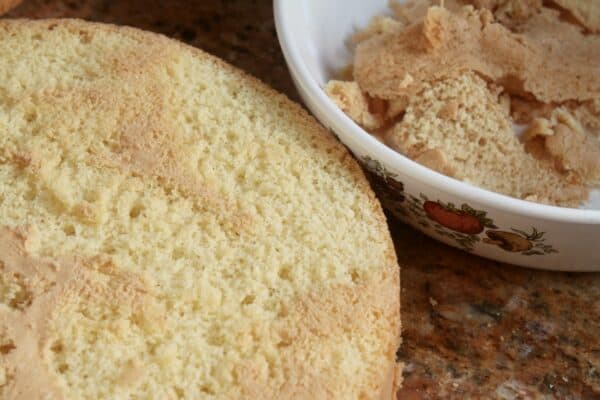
5;1;600;398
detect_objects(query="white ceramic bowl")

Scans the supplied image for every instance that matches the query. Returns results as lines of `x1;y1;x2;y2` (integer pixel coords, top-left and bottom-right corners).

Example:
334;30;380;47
274;0;600;271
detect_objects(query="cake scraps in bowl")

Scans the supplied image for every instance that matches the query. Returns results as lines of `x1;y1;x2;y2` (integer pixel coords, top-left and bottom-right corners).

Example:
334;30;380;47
326;0;600;207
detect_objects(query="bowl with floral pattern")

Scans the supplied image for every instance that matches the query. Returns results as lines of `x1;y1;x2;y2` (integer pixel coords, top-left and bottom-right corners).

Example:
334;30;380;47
274;0;600;271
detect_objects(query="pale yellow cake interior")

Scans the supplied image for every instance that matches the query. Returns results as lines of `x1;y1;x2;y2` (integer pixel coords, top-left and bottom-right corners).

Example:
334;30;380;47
0;20;400;399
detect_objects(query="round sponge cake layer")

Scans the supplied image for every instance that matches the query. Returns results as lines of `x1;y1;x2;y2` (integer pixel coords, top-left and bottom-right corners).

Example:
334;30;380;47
0;20;400;399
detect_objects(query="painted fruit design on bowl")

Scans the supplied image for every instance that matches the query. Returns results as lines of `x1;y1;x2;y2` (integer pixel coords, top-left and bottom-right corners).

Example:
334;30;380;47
414;198;497;251
483;228;558;256
359;156;405;204
358;155;558;256
389;193;498;251
484;230;532;252
423;201;487;234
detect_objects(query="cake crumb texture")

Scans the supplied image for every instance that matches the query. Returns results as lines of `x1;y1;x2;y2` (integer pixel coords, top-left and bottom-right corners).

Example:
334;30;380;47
385;73;586;206
523;108;600;186
552;0;600;32
326;80;385;130
354;6;600;103
0;19;400;399
327;0;599;207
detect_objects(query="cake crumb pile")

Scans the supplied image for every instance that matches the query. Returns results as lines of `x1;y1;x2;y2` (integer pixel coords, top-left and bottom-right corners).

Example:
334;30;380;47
327;0;600;207
386;73;586;205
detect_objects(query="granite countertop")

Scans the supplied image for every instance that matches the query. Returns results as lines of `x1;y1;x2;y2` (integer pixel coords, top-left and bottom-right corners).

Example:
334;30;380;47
6;0;600;398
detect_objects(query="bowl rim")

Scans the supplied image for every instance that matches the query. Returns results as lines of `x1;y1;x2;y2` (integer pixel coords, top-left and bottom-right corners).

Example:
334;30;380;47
273;0;600;225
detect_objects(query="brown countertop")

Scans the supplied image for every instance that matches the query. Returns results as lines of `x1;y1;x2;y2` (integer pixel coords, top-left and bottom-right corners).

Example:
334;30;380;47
6;1;600;398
